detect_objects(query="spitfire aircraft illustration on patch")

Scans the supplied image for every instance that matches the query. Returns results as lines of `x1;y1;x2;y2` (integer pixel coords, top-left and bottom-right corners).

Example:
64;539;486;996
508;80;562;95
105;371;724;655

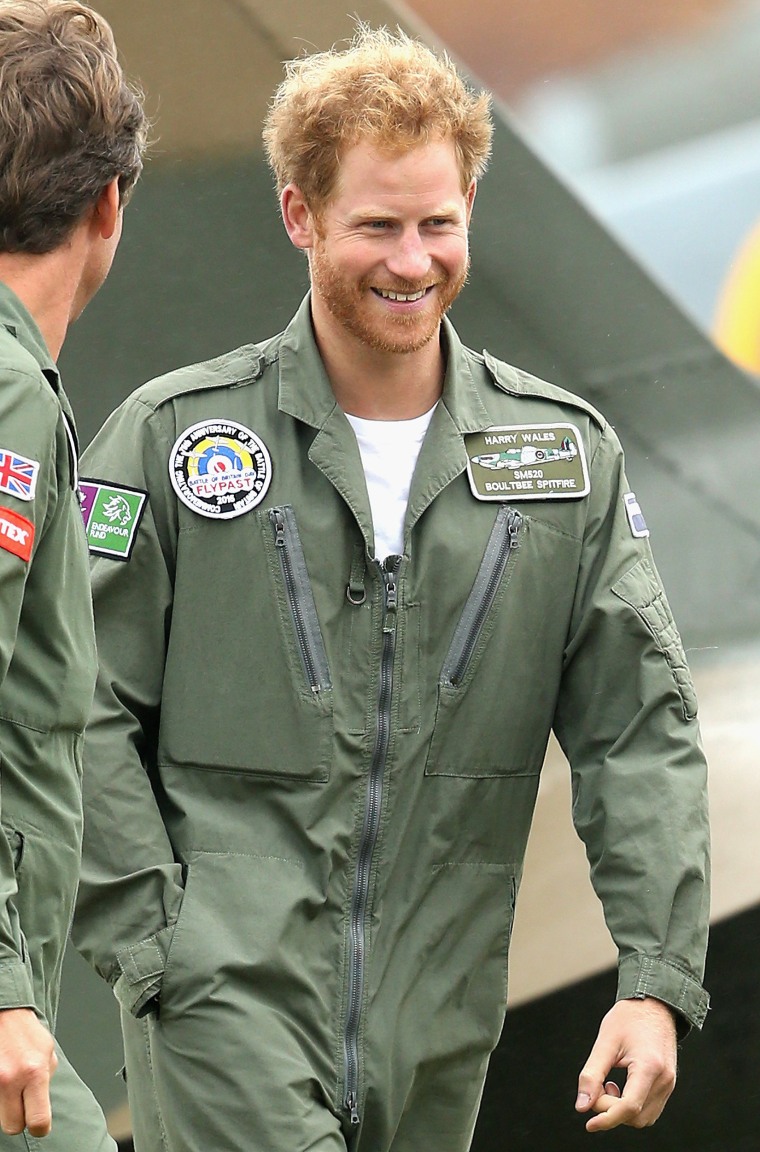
471;436;578;471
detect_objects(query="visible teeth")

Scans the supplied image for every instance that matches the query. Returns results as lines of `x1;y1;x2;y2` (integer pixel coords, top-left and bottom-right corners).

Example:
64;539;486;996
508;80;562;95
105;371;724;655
378;288;426;302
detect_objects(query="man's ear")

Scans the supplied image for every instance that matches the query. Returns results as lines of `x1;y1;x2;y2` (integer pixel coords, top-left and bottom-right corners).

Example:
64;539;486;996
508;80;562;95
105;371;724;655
92;177;121;240
465;179;477;226
281;184;317;251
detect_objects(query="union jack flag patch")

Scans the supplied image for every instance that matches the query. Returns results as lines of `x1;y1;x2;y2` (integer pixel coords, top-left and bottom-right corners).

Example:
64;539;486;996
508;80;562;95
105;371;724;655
0;449;39;502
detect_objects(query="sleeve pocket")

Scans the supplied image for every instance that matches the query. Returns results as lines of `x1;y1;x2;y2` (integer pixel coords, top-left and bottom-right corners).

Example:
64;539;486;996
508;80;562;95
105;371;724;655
612;558;698;722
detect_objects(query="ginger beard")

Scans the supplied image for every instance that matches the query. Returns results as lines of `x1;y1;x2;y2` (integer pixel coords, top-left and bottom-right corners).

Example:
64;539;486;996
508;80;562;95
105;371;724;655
310;236;470;355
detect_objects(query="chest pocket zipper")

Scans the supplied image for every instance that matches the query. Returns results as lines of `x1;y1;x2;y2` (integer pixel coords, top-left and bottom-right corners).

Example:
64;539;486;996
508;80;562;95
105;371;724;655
441;505;522;688
270;507;332;695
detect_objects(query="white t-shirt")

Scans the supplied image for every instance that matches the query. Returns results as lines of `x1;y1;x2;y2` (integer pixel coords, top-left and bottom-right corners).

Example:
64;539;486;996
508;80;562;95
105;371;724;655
346;405;437;560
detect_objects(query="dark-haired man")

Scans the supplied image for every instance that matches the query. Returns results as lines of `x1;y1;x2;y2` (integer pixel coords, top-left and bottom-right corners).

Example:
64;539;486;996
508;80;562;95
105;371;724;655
0;1;147;1145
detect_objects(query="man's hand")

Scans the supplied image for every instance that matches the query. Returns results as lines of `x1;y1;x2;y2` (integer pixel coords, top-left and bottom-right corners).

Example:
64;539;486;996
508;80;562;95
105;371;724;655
575;997;677;1132
0;1008;57;1136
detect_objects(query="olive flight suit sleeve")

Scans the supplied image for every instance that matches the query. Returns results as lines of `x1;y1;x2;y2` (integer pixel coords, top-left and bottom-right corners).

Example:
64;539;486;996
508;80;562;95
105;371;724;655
552;422;710;1033
0;366;59;1010
72;397;184;1018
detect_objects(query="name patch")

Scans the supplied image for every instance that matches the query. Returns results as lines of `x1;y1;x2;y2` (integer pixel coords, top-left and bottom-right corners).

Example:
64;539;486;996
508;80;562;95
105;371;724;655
0;506;34;561
79;480;148;560
169;420;272;520
465;424;589;501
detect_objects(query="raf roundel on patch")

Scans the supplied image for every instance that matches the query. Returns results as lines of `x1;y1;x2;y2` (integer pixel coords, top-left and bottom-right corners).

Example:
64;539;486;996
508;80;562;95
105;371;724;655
169;420;272;520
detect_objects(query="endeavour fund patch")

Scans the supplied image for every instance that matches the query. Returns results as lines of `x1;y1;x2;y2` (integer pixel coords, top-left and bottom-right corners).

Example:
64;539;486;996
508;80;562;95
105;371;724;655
168;419;272;520
465;423;590;501
80;480;148;560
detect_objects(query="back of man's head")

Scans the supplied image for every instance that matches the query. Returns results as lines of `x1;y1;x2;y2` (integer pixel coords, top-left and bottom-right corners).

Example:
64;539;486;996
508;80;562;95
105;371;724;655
0;0;148;255
263;24;493;215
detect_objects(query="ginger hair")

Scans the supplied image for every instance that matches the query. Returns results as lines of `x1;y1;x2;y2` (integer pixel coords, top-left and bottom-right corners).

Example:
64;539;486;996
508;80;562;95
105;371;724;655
263;25;492;212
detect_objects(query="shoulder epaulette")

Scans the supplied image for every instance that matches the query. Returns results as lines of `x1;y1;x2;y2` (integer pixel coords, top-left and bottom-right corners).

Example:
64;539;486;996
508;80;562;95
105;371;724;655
0;325;43;379
481;349;607;432
133;342;272;412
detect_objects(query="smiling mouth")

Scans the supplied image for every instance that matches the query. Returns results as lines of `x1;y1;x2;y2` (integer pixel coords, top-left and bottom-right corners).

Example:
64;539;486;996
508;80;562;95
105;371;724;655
372;287;431;303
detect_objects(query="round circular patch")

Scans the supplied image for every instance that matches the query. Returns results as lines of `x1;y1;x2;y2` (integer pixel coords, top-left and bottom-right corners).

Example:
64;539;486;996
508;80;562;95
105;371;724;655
169;419;272;519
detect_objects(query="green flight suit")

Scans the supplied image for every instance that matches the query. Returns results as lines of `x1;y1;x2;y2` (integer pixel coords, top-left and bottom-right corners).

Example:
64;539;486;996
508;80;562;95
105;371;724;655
74;297;710;1152
0;283;113;1151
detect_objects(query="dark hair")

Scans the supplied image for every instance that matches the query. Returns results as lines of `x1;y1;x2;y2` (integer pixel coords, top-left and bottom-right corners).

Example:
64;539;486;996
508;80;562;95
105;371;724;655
0;0;148;253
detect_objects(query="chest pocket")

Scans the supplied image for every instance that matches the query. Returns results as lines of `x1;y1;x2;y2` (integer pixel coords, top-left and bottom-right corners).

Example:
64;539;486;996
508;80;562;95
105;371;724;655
424;510;577;778
160;506;333;781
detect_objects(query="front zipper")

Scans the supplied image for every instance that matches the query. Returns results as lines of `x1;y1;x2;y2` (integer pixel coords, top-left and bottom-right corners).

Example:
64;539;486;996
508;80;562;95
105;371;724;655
342;555;400;1129
269;507;331;694
442;506;522;687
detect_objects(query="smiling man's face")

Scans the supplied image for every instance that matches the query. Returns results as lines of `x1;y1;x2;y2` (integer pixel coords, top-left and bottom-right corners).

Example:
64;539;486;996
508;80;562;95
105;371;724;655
307;137;474;356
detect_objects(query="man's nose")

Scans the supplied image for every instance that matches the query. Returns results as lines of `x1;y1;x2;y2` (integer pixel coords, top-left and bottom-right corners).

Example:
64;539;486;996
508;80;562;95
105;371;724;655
385;229;432;281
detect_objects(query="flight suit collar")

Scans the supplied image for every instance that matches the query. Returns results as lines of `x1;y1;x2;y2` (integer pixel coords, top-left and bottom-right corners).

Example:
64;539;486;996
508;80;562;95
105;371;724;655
276;293;493;434
0;279;62;395
276;296;373;547
0;280;80;468
275;294;496;553
276;295;339;430
438;317;493;433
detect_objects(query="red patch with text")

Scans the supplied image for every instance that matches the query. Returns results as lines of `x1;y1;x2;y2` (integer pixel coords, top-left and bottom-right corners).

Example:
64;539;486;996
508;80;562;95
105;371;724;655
0;506;34;562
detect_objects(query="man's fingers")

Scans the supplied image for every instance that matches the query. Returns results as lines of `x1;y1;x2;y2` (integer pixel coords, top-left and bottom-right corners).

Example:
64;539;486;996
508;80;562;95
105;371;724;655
585;1094;641;1133
22;1062;53;1137
23;1096;53;1136
575;1038;619;1111
585;1064;673;1132
24;1042;55;1137
0;1095;25;1136
0;1065;52;1137
0;1020;55;1138
577;999;678;1131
